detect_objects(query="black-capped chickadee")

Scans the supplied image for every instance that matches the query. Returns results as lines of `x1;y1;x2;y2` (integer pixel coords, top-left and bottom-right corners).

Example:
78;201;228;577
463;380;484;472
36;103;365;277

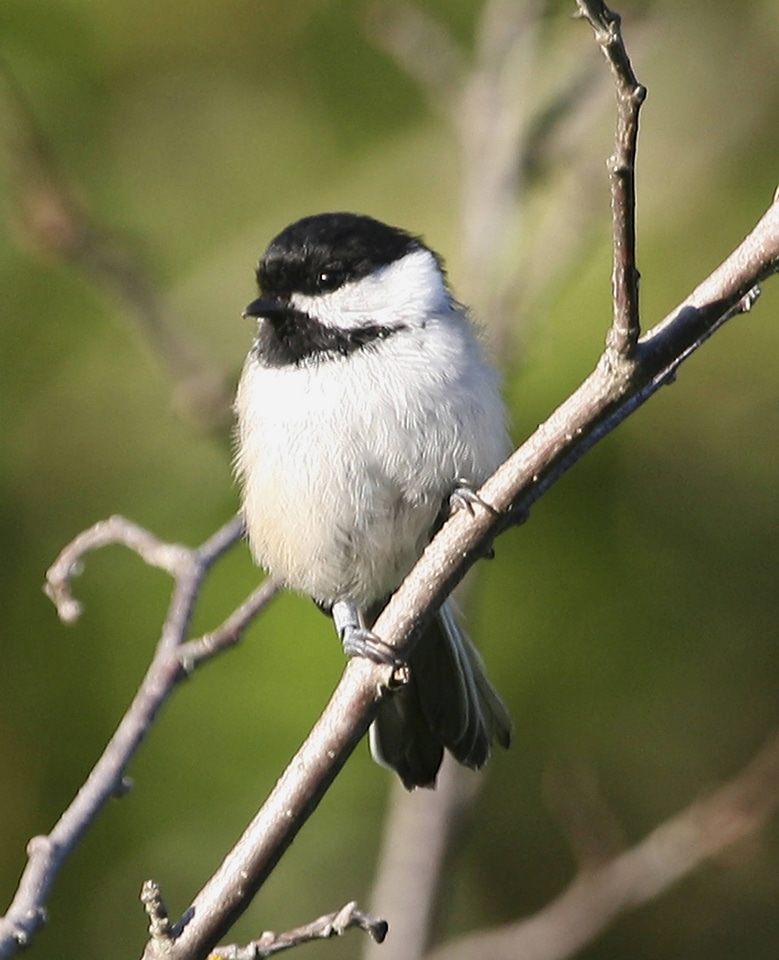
234;212;511;788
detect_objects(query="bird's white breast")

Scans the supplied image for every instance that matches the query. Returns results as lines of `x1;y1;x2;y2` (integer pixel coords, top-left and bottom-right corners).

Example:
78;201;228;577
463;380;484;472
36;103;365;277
234;307;507;608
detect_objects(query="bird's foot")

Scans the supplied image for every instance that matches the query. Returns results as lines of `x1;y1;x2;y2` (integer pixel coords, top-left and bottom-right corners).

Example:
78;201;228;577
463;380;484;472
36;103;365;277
448;480;499;559
331;600;406;668
342;625;405;667
449;479;499;518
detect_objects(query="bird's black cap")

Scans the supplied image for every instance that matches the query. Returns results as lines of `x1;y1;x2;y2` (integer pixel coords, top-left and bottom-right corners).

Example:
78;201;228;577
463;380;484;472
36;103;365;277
257;212;426;299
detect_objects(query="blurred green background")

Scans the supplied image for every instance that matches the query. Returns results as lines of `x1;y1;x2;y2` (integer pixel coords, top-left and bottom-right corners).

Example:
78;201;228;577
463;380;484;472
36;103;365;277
2;1;779;958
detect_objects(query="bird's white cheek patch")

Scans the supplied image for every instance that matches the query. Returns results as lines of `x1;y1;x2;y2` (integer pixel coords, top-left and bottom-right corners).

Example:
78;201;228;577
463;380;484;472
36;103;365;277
290;249;449;331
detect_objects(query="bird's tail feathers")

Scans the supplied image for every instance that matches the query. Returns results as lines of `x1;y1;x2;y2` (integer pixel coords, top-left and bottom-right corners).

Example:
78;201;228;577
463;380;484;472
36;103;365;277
369;598;512;789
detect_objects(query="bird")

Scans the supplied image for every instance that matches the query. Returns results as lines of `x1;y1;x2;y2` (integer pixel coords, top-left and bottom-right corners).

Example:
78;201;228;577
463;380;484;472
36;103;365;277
234;212;512;788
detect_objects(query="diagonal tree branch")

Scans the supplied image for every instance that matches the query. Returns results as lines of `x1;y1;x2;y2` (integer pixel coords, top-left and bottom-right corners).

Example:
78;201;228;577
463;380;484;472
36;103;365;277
140;191;779;959
371;195;778;677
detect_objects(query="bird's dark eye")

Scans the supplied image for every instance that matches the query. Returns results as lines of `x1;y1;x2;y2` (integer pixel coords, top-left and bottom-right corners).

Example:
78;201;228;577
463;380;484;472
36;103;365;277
316;269;344;292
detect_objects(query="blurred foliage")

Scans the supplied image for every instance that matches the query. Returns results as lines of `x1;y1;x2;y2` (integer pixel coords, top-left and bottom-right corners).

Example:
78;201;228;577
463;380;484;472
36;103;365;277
1;1;779;958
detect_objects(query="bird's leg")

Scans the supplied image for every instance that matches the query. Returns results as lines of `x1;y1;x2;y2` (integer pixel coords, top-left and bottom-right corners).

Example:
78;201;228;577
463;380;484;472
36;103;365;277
332;599;405;667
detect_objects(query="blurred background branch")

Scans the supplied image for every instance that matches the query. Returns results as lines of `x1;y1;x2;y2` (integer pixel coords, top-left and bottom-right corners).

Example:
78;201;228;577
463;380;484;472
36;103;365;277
427;727;779;960
367;0;615;353
364;758;483;960
0;58;233;431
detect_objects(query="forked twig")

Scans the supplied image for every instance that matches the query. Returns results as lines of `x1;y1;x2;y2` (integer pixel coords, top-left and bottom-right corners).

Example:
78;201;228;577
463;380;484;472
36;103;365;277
0;517;278;957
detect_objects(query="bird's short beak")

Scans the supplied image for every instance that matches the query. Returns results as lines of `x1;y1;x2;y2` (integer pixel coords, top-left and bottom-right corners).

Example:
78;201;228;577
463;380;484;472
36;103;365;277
242;295;288;320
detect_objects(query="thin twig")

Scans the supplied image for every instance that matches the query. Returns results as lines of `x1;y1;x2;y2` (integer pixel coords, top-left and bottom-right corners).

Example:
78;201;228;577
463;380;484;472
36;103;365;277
211;901;387;959
576;0;645;354
0;516;276;958
179;577;281;670
141;653;393;960
141;880;175;948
